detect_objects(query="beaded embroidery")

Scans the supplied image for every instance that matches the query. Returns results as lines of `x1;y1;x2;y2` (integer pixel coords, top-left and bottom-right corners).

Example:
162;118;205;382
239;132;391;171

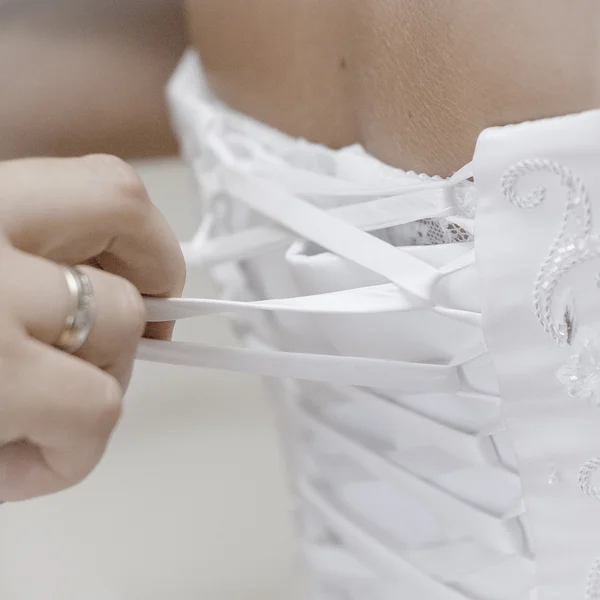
501;160;598;397
556;334;600;404
586;558;600;600
502;159;600;599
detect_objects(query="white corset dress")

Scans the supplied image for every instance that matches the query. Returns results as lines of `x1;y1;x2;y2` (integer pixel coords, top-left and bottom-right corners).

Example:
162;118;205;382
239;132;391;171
140;51;600;600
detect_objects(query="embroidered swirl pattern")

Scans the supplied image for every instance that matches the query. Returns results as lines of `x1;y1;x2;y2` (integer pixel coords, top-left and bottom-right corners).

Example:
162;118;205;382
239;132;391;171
501;159;600;599
502;159;593;346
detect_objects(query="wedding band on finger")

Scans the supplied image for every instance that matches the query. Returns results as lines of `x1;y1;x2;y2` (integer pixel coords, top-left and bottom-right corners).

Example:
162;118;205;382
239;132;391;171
54;266;96;354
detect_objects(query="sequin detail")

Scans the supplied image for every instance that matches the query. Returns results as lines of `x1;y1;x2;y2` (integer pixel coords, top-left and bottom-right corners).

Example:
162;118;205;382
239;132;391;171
556;334;600;405
501;159;592;349
586;558;600;600
547;464;560;486
502;160;600;599
579;458;600;501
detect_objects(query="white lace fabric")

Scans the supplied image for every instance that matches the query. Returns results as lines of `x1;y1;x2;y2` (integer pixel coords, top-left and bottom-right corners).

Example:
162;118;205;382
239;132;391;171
138;51;600;600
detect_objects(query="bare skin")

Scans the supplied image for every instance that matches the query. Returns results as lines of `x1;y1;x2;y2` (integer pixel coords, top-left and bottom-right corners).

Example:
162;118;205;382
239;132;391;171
187;0;600;176
0;0;597;502
1;1;598;175
0;154;185;500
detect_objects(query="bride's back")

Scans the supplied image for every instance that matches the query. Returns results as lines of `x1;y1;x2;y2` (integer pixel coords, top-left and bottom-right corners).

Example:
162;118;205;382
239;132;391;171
187;0;600;177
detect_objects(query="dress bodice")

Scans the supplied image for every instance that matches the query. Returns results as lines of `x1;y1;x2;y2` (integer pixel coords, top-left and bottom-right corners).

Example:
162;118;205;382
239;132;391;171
140;50;600;600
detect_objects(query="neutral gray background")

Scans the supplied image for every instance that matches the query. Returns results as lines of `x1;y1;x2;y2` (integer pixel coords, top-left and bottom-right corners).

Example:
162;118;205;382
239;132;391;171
0;159;300;600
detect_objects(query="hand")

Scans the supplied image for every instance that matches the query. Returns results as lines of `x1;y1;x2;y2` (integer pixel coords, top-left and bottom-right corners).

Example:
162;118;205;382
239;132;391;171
0;155;185;501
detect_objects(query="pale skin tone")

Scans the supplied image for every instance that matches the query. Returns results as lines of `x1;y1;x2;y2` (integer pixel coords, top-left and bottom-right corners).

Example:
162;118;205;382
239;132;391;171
2;1;599;173
0;155;185;501
0;1;187;502
0;1;598;501
188;0;600;176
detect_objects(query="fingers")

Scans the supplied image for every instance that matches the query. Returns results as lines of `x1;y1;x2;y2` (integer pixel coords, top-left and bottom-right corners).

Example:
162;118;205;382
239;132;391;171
0;155;185;339
0;336;123;501
72;265;146;386
0;249;146;389
0;155;185;501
